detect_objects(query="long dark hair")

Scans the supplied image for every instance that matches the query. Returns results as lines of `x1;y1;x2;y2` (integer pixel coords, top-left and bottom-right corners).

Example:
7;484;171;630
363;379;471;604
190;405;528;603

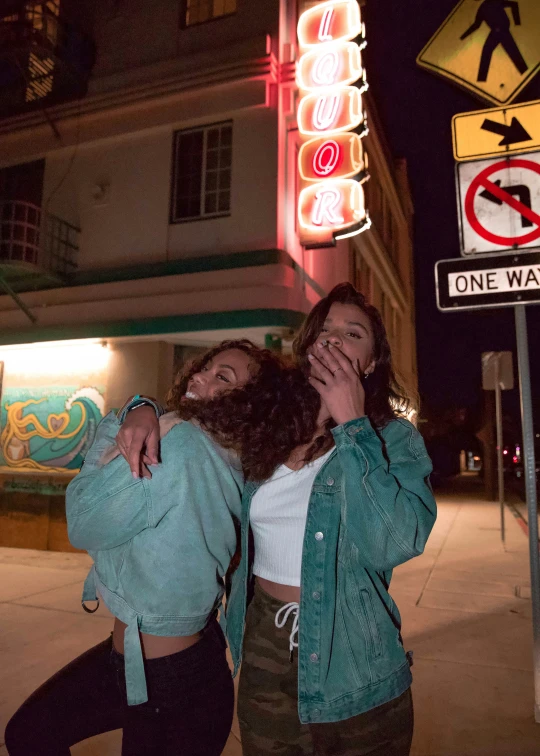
293;283;411;431
167;340;319;481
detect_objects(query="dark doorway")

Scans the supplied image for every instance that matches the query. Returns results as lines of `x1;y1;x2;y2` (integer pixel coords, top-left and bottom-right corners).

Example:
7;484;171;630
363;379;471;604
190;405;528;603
0;159;45;206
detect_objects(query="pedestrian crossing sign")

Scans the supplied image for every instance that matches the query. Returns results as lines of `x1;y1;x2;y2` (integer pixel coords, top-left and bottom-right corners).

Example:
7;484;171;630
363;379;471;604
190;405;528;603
417;0;540;106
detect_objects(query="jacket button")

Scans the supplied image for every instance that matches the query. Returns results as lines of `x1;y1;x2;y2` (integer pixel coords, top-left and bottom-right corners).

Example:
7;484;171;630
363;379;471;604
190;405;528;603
313;708;321;718
347;427;360;436
310;652;319;662
312;591;321;600
315;532;324;541
326;477;334;486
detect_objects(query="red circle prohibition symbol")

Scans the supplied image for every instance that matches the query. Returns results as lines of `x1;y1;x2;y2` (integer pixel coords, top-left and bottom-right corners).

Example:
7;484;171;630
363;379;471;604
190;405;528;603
465;158;540;246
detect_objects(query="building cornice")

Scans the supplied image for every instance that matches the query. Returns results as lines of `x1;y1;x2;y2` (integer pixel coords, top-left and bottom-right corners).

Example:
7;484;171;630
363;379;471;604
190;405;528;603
0;36;278;165
0;308;305;347
0;250;323;340
3;248;315;294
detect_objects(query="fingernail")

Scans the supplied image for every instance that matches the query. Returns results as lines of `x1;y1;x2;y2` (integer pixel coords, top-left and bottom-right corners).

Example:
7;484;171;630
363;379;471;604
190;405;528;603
132;472;139;479
328;344;334;348
308;354;314;360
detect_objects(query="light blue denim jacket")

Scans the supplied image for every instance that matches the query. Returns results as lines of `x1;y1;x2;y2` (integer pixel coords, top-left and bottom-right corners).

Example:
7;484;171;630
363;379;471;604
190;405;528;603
65;412;243;705
225;415;436;724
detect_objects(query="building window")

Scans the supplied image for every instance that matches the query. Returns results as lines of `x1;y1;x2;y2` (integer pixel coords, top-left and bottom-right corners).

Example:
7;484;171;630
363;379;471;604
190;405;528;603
182;0;237;27
171;121;232;223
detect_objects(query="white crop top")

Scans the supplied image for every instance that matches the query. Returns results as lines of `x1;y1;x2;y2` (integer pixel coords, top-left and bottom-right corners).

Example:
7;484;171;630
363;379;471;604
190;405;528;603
250;449;334;587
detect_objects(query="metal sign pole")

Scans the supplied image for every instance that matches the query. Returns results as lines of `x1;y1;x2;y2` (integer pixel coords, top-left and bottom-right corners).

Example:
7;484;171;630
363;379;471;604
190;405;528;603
514;304;540;723
494;356;505;544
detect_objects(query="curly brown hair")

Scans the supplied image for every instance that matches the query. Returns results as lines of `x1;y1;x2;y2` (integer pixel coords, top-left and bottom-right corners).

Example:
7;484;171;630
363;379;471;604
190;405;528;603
167;340;319;481
293;283;412;460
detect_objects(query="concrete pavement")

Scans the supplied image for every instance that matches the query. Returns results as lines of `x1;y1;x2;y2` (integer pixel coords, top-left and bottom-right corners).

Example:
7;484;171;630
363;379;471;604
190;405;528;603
0;475;538;755
397;475;538;756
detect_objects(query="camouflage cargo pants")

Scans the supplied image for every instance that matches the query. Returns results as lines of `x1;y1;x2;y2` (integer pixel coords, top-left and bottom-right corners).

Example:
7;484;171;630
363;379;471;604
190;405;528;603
237;583;413;756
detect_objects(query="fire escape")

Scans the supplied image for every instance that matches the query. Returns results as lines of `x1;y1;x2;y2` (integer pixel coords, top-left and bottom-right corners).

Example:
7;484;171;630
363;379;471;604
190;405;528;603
0;1;95;116
0;2;95;316
0;199;79;285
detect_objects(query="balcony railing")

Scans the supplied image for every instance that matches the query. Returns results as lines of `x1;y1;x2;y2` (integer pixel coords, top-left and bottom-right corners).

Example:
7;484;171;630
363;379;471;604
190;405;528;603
0;200;79;280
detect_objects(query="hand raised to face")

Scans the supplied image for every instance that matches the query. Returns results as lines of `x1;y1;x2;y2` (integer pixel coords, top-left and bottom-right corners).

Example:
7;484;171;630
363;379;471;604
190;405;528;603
307;343;368;426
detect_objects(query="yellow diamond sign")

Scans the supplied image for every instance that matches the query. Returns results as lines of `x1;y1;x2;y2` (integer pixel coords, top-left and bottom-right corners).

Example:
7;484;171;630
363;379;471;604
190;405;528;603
417;0;540;106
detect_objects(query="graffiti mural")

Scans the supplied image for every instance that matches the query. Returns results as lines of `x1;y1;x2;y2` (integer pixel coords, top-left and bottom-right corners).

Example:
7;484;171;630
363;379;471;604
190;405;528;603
0;342;109;475
0;387;105;472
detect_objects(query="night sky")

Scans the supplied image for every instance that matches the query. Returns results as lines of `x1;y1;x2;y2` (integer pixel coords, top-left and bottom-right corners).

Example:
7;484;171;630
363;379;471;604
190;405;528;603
363;0;540;418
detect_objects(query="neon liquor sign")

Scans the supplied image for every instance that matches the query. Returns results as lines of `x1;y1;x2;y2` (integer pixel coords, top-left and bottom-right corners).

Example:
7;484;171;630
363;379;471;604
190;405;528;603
297;0;370;247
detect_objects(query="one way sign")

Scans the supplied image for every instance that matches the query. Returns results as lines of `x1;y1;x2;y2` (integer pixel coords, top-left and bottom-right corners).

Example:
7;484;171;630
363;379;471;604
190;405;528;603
456;152;540;255
436;250;540;311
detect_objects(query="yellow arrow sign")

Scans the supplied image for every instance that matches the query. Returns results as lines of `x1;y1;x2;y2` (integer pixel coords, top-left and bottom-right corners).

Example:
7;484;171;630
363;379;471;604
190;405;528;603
452;100;540;161
417;0;540;106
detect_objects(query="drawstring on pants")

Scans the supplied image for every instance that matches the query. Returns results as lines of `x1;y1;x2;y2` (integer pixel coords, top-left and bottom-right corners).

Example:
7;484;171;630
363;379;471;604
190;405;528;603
274;602;299;662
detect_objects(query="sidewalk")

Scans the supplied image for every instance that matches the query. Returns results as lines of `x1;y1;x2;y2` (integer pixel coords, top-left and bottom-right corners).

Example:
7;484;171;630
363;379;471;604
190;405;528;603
0;475;538;755
397;475;538;755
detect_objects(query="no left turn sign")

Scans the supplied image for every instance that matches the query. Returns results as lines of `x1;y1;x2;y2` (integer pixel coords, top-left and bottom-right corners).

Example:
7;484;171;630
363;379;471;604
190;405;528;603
456;152;540;256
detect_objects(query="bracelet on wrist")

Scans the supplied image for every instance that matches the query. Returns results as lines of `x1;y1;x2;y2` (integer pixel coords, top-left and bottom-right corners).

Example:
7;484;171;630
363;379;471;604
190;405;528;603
117;396;165;423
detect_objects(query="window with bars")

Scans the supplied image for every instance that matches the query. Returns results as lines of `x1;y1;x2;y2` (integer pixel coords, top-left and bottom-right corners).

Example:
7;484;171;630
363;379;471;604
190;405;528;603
182;0;237;27
170;122;232;223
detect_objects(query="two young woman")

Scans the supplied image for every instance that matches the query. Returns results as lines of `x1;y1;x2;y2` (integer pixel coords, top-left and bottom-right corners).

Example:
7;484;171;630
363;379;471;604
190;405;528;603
4;342;319;756
118;283;437;756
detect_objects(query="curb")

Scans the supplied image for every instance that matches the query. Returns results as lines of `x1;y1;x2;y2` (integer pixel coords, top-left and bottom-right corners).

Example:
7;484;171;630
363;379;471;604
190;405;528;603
508;501;540;543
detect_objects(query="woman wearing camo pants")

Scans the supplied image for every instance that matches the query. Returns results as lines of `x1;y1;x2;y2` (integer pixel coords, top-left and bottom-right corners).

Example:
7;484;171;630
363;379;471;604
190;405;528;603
225;285;436;756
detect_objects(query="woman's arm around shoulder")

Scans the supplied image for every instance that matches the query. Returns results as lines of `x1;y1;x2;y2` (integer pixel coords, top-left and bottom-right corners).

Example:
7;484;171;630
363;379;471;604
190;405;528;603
332;415;436;572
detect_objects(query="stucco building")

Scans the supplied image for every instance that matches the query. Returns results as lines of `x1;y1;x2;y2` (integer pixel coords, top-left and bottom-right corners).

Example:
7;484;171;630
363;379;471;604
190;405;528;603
0;0;417;549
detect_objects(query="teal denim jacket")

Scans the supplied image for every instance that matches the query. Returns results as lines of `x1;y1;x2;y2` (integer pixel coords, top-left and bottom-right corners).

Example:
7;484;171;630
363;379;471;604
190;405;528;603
225;416;436;724
65;412;243;705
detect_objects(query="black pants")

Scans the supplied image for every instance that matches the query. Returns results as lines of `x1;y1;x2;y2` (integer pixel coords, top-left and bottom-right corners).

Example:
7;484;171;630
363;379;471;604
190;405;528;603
5;620;234;756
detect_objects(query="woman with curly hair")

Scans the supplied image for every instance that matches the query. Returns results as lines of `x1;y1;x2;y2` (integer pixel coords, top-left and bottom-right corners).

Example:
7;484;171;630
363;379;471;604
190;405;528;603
4;340;319;756
89;282;437;756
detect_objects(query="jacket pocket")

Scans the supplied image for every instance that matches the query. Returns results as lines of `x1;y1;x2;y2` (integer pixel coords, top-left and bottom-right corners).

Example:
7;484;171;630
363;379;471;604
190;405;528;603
354;587;383;659
91;540;131;597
